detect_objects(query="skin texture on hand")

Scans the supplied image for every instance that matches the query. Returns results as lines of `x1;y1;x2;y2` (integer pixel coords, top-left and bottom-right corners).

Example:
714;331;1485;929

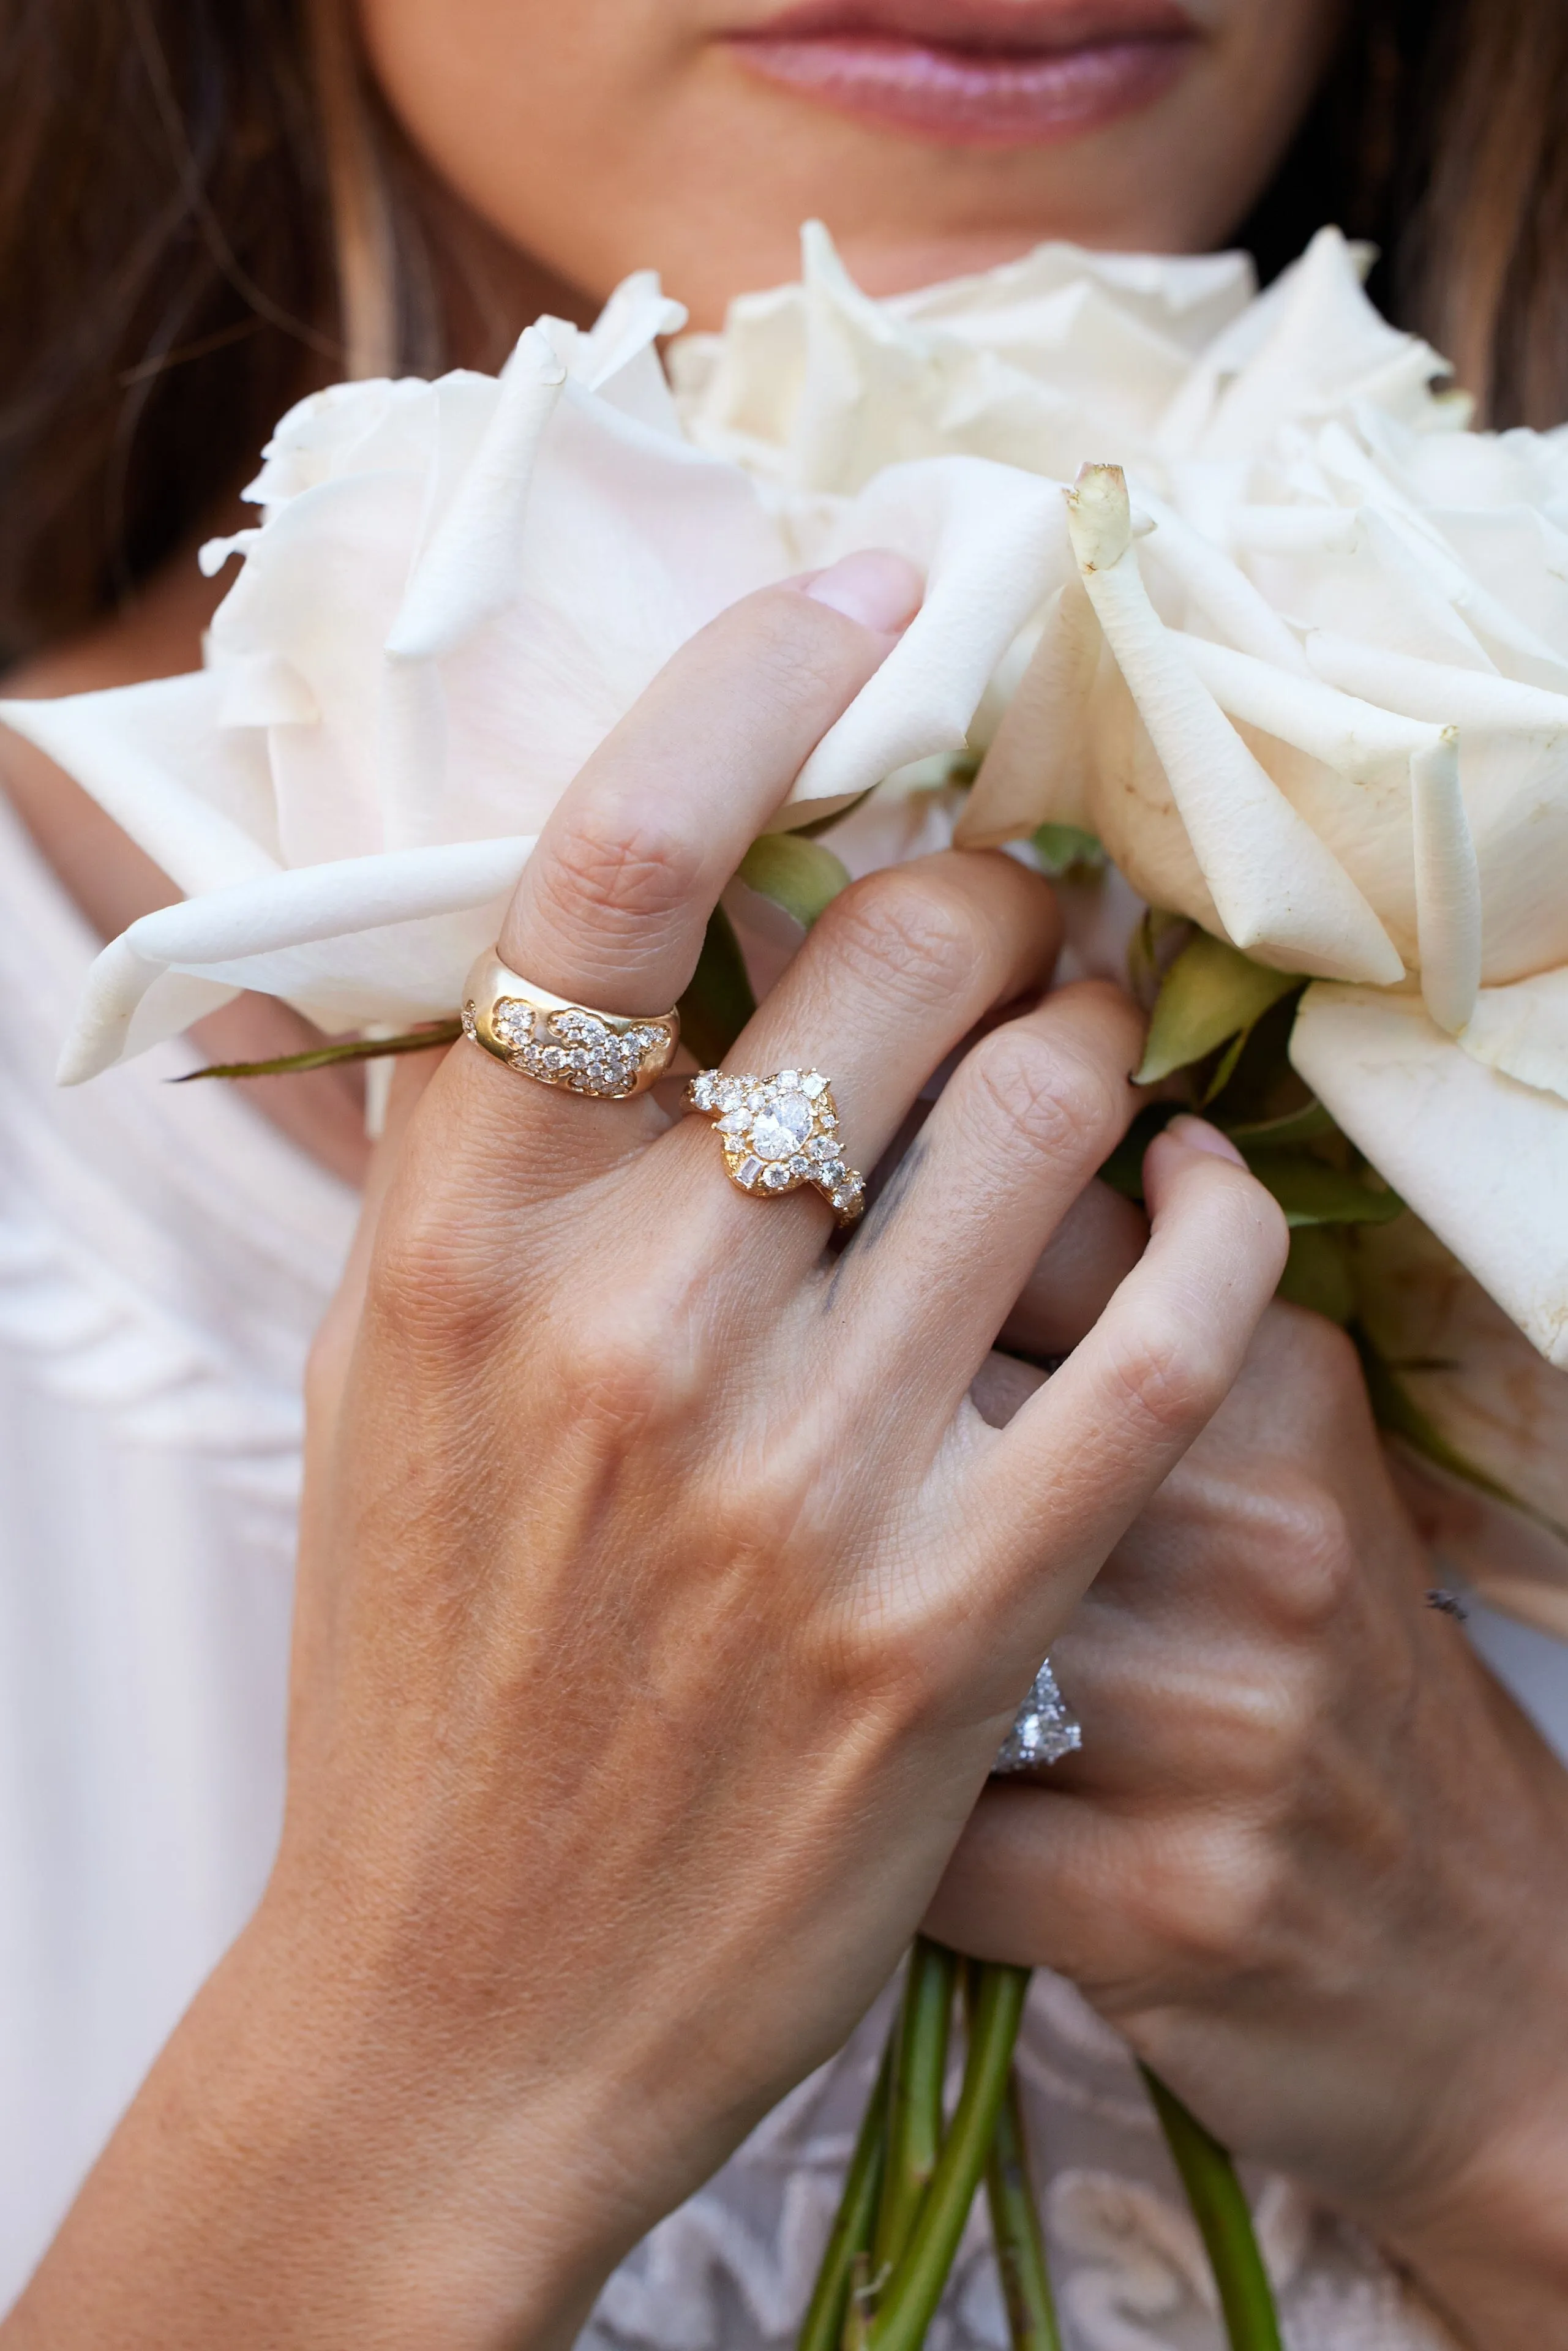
1;569;1285;2348
932;1220;1568;2349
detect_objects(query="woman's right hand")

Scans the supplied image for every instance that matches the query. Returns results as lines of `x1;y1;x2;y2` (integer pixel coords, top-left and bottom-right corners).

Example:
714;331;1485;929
8;553;1285;2351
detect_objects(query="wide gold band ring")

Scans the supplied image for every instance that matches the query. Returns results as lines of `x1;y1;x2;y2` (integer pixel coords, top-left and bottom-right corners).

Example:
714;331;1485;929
461;951;679;1099
686;1067;866;1225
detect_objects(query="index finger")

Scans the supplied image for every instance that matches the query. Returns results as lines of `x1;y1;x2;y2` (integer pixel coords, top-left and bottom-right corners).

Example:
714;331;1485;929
498;550;923;1016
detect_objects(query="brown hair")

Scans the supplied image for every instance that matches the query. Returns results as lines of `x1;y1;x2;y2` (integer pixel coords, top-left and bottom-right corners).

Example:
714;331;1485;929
2;0;1567;665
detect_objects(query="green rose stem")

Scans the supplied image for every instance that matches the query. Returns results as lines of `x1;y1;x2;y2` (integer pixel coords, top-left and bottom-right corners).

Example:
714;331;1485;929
862;1959;1032;2351
173;1018;463;1081
795;2045;893;2351
1139;2065;1284;2351
984;2069;1061;2351
872;1939;960;2280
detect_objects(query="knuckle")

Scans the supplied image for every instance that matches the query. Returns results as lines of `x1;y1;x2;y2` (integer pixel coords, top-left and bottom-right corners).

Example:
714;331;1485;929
367;1196;514;1365
553;1294;696;1444
1127;1821;1285;1976
1102;1308;1228;1444
542;801;704;935
1256;1473;1360;1633
819;868;985;1008
960;1029;1125;1172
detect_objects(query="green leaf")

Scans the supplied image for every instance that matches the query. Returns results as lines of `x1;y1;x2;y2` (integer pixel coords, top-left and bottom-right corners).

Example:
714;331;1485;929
1125;906;1192;1010
1243;1148;1403;1228
1201;1024;1250;1105
1136;933;1302;1086
1352;1326;1568;1540
1030;823;1105;879
173;1018;463;1081
677;902;756;1065
1276;1226;1356;1324
738;833;850;931
1225;1099;1338;1148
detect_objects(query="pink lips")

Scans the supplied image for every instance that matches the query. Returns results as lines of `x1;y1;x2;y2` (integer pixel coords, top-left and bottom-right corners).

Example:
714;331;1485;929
726;1;1197;145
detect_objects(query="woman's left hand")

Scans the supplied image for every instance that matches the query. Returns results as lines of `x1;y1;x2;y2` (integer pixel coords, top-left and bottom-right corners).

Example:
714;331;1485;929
930;1164;1568;2345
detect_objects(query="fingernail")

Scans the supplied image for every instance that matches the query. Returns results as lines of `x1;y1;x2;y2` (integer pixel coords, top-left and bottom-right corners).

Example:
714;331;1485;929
1164;1114;1248;1168
804;549;925;633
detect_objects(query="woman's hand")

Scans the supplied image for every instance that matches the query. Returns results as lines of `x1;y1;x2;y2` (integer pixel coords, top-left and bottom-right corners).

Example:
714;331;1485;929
6;560;1285;2350
933;1194;1568;2347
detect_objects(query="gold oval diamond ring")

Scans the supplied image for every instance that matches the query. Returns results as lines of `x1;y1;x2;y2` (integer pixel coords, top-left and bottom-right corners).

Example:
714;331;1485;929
686;1067;866;1224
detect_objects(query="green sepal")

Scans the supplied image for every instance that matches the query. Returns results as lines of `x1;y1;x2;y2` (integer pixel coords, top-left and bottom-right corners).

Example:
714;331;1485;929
739;833;852;931
1201;1025;1249;1104
678;902;757;1066
1136;932;1302;1086
1276;1226;1356;1324
173;1018;463;1082
1244;1149;1403;1229
1224;1100;1338;1149
1030;823;1105;879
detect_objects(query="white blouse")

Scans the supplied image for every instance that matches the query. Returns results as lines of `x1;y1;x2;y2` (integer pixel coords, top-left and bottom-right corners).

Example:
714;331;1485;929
0;791;1551;2348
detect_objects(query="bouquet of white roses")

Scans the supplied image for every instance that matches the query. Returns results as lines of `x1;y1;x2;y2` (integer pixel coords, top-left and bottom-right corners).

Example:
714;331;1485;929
11;220;1568;2351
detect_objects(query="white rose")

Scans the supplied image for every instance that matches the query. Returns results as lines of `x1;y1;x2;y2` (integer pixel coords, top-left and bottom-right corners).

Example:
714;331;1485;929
671;221;1455;493
955;255;1568;1372
2;274;1069;1085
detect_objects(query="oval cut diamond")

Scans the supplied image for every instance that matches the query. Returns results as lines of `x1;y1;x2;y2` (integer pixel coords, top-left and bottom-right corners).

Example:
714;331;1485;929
749;1090;814;1161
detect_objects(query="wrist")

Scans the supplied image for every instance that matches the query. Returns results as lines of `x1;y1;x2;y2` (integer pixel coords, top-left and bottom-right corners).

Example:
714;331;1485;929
11;1901;639;2350
1367;2096;1568;2349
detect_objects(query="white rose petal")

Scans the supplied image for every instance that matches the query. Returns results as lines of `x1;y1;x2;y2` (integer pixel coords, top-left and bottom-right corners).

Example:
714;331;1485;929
25;266;1076;1085
1460;967;1568;1103
1065;465;1404;982
1291;984;1568;1367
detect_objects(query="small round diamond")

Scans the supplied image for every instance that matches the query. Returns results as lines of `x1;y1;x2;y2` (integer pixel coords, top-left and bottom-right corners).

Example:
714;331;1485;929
762;1164;792;1188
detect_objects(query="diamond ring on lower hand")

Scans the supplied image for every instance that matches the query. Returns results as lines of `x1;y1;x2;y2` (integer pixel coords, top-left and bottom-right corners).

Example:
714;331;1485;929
993;1656;1082;1772
686;1068;866;1224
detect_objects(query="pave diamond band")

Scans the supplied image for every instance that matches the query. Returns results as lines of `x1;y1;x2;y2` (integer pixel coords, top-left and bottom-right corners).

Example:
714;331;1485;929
461;951;678;1100
686;1068;867;1224
992;1656;1082;1773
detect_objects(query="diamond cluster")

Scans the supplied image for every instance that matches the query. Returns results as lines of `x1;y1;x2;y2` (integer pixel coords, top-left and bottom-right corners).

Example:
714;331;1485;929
687;1068;866;1222
463;998;671;1098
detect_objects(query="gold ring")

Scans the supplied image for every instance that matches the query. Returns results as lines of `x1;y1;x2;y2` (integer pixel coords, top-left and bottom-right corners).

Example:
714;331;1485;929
461;950;678;1098
686;1068;866;1224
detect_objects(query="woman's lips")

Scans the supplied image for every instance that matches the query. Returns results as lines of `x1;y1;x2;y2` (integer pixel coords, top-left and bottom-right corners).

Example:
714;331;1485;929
726;4;1197;146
